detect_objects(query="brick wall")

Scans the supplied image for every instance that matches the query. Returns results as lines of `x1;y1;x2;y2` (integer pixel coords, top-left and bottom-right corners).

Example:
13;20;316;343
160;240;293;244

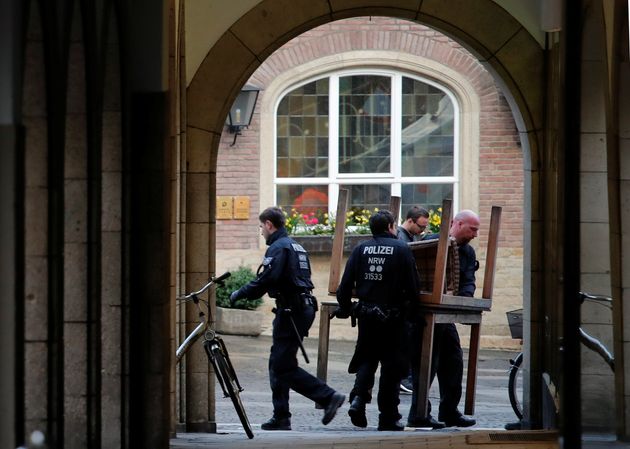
216;110;261;249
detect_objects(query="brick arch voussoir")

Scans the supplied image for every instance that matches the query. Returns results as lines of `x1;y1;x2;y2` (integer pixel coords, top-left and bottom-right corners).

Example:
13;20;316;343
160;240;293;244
188;0;540;157
257;27;494;94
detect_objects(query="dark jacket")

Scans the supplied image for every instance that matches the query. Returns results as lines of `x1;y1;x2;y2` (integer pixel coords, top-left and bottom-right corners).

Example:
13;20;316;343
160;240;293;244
237;228;314;300
422;233;478;297
336;232;420;311
456;242;478;297
396;225;414;243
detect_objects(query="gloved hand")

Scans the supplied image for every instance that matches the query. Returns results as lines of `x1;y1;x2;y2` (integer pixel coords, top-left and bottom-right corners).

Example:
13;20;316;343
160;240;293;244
229;290;240;305
332;305;351;319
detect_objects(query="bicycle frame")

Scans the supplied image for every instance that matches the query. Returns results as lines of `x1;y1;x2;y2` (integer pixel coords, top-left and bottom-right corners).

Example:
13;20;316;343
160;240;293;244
176;272;230;363
579;291;614;371
176;320;206;364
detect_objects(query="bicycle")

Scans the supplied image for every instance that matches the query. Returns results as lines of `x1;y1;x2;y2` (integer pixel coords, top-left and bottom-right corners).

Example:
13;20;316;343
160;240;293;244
506;291;615;423
175;272;254;439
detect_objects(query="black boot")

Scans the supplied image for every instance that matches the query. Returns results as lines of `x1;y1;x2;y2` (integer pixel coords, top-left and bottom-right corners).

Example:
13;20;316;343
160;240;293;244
322;392;345;425
439;412;476;428
348;397;367;428
377;419;404;431
261;416;291;431
406;415;445;429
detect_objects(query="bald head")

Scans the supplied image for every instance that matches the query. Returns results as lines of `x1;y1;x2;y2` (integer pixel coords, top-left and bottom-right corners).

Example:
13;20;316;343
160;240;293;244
450;209;480;245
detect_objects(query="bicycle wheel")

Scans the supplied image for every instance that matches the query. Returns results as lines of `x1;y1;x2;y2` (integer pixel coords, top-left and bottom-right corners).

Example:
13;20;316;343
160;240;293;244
211;347;254;439
508;352;524;420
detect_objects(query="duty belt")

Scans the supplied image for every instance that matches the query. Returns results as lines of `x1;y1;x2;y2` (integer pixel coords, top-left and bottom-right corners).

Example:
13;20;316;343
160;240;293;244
274;291;318;311
299;292;318;311
356;302;400;322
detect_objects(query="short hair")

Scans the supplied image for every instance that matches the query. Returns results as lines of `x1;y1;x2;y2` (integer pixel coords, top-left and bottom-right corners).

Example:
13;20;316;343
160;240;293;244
259;207;286;229
405;206;430;221
369;210;395;235
454;209;478;223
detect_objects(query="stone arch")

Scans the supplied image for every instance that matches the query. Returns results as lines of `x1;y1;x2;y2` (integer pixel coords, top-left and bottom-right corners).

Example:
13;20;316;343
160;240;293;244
187;1;542;136
183;0;543;428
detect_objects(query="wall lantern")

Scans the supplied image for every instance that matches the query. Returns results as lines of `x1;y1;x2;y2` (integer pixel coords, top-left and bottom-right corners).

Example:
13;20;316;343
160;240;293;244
227;84;260;146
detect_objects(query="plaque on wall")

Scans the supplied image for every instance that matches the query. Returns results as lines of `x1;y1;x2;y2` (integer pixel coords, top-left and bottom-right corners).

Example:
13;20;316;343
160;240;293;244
234;196;250;220
216;196;233;219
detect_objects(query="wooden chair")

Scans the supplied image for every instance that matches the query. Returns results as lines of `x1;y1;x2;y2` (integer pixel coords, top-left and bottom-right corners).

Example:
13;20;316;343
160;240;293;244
316;194;501;420
411;199;501;417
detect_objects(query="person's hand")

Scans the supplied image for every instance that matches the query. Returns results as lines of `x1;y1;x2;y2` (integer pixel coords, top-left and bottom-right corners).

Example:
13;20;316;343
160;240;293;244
229;290;240;305
332;306;351;319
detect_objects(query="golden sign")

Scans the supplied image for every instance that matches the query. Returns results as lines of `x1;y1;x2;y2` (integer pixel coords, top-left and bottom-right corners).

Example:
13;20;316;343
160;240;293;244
216;196;233;219
233;196;250;220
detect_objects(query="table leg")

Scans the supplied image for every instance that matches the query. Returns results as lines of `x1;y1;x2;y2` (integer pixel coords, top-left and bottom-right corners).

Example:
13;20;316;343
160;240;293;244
415;313;435;418
464;322;481;415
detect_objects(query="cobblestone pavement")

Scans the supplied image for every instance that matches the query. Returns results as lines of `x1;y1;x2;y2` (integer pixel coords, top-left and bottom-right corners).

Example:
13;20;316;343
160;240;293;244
171;333;523;447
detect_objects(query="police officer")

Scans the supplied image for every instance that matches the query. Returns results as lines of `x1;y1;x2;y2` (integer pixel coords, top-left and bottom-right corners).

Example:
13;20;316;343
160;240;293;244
335;210;420;431
229;207;345;431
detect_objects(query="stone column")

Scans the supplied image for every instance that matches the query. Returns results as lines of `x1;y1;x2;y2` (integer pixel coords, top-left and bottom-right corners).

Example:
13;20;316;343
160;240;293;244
0;2;24;447
182;126;217;431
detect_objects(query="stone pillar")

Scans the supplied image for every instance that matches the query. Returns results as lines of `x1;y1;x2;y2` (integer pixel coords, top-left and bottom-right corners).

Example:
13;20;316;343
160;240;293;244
578;0;615;433
182;126;218;432
0;2;24;447
125;1;172;448
0;125;23;449
613;2;630;438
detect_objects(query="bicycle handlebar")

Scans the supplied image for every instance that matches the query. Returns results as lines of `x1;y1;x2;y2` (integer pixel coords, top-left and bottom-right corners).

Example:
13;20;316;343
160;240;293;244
178;272;231;300
579;291;612;308
214;272;231;283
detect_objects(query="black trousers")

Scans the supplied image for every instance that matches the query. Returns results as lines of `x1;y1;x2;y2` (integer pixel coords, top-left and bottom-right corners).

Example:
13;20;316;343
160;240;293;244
349;317;406;422
268;303;335;419
408;322;463;421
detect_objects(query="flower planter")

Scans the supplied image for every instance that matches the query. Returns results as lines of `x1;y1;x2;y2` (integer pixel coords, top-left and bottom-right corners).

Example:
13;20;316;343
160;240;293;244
215;307;264;336
292;234;371;254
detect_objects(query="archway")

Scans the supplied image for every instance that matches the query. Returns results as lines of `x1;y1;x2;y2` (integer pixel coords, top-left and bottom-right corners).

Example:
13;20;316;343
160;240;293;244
183;0;545;431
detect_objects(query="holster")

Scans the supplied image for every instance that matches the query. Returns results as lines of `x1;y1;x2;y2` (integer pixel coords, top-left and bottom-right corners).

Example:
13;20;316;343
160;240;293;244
274;292;318;312
355;302;401;323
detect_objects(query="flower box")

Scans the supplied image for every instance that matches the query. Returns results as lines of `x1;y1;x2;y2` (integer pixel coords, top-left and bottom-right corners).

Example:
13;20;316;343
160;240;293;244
292;234;371;254
215;307;264;336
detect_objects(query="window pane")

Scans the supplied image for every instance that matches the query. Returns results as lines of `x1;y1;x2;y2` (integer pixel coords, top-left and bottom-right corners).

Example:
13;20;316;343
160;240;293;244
277;185;329;219
401;77;454;177
401;183;453;214
277;79;329;178
344;184;391;213
338;75;391;174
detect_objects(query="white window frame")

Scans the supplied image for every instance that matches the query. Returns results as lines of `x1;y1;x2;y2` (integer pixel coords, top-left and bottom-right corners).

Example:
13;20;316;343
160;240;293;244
272;68;461;214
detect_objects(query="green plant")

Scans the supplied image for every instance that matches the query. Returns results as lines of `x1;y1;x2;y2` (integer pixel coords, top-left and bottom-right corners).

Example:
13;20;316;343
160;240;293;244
280;206;376;235
428;207;442;234
216;267;263;310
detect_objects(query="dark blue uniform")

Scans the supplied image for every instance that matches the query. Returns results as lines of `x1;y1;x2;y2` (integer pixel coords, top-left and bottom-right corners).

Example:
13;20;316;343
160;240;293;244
337;232;420;423
234;228;336;420
408;236;479;424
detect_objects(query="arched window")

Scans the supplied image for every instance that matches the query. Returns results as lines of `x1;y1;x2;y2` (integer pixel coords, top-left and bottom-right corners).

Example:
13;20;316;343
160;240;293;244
275;71;457;220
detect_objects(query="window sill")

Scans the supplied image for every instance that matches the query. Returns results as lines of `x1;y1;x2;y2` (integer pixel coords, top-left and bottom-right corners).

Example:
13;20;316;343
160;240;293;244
292;234;371;254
